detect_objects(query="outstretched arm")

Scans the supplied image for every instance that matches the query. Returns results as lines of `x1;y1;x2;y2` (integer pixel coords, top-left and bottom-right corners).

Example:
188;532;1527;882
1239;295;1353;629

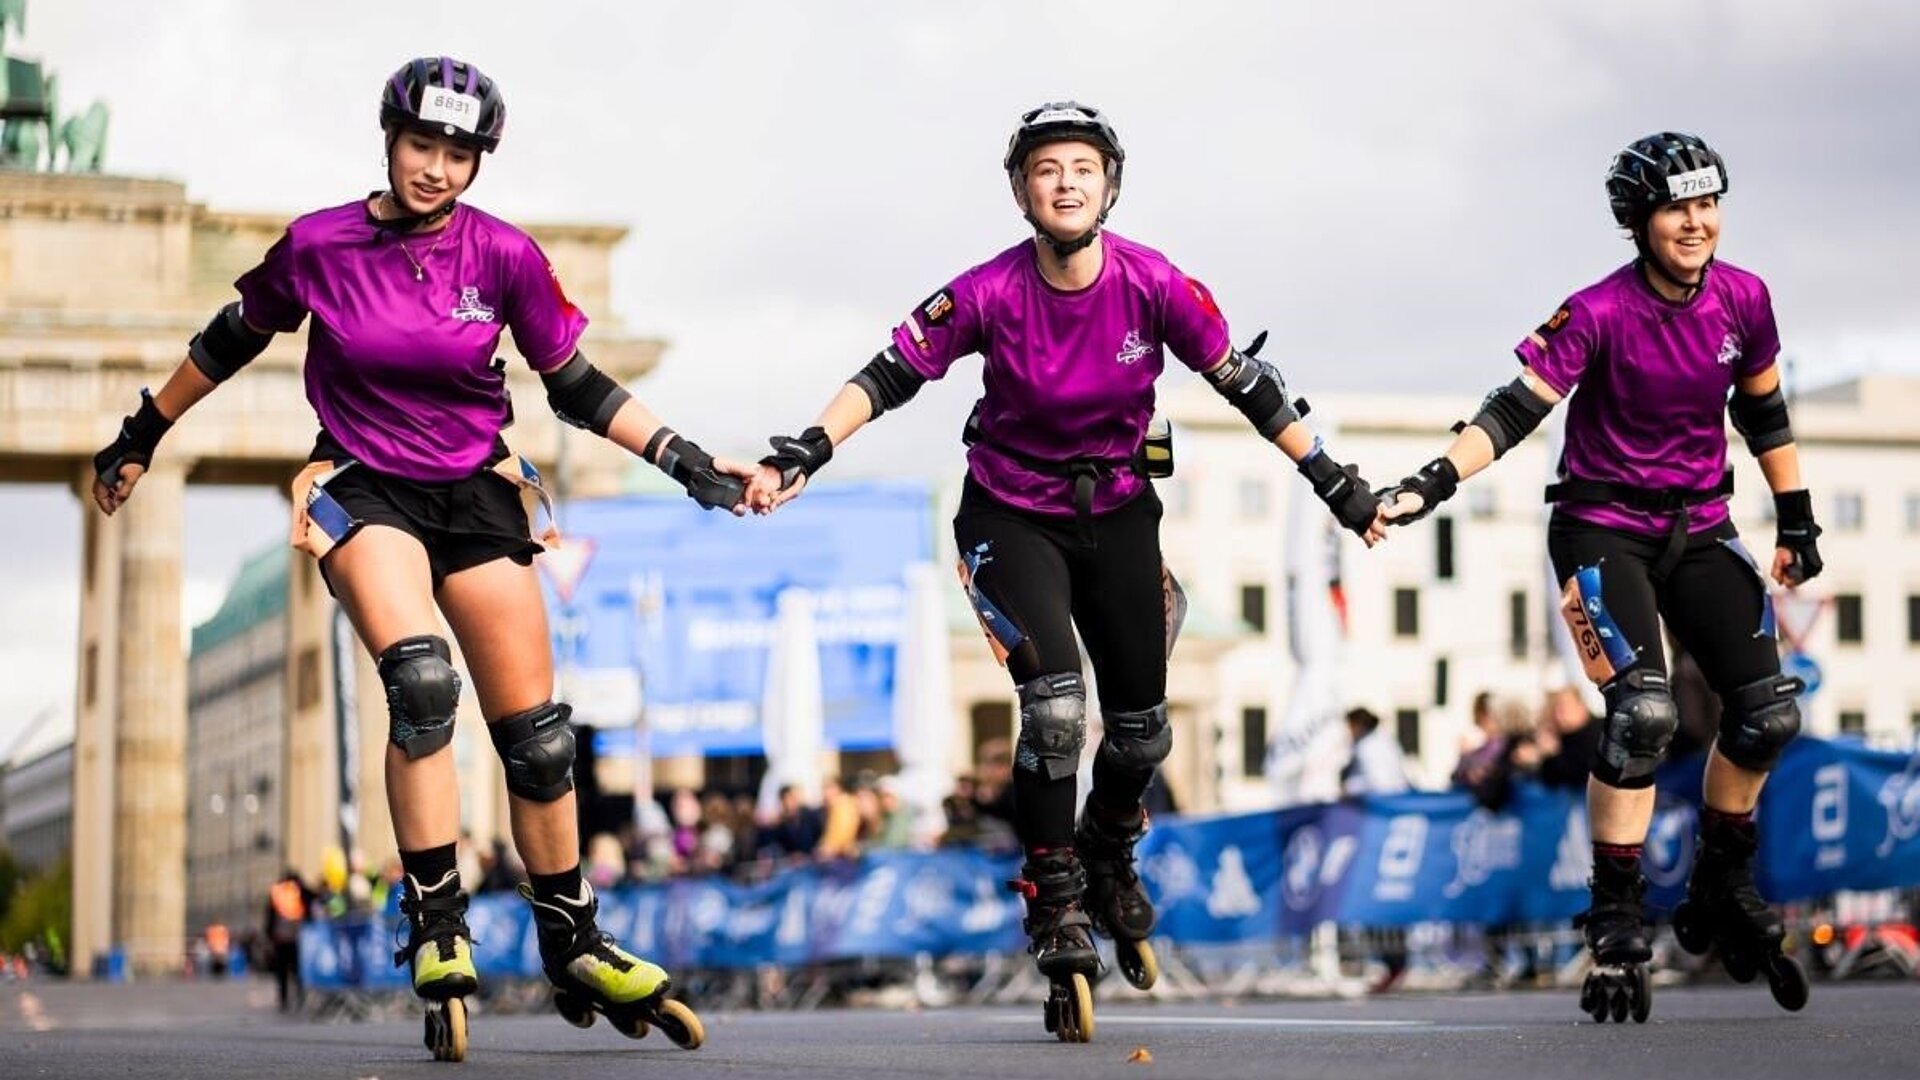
746;346;926;513
1378;367;1564;526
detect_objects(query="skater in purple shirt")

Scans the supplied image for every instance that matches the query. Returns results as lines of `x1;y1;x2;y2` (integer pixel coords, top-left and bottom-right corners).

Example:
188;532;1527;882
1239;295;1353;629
746;102;1385;1042
1376;132;1822;1022
88;56;724;1060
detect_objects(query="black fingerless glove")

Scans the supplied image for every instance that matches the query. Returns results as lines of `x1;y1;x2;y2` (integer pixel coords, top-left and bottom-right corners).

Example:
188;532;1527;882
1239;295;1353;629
93;389;174;486
1773;489;1824;584
1377;456;1461;527
760;426;834;491
1298;443;1381;537
646;427;743;511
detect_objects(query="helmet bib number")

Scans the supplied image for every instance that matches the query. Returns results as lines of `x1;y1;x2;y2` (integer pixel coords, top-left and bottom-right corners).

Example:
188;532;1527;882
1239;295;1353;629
420;89;482;134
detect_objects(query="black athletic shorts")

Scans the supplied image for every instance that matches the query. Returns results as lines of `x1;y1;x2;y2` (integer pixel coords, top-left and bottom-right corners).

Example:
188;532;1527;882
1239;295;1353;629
307;431;542;592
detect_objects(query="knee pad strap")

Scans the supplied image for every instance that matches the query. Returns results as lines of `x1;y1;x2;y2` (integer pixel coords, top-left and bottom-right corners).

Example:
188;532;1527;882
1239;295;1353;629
489;701;577;802
1717;675;1803;772
378;635;461;760
1015;673;1087;781
1593;669;1678;789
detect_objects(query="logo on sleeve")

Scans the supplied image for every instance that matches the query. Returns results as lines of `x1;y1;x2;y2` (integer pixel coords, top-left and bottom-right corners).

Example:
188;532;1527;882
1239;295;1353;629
1716;332;1741;367
451;286;496;323
1183;275;1221;320
1115;328;1153;365
1528;304;1573;349
920;289;955;326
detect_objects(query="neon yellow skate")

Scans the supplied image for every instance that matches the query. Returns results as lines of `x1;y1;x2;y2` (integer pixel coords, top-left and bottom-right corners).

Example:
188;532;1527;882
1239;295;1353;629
394;871;479;1061
518;881;704;1049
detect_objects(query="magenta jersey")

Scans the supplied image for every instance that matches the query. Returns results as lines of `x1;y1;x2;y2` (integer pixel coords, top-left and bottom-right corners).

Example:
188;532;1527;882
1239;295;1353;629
890;233;1232;515
1517;260;1781;537
236;199;589;482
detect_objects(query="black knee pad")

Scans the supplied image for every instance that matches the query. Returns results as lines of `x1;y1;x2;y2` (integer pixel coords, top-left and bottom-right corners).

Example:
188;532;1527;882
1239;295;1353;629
1098;700;1172;772
489;701;577;802
1593;669;1678;789
378;636;461;760
1717;675;1804;772
1015;673;1087;781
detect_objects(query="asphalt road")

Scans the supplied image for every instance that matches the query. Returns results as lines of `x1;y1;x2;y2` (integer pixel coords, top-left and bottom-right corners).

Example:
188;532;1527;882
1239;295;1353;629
4;976;1916;1079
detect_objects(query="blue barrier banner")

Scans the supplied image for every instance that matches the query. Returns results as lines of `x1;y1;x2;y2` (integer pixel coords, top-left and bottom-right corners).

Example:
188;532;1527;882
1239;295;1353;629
558;484;933;756
298;738;1920;986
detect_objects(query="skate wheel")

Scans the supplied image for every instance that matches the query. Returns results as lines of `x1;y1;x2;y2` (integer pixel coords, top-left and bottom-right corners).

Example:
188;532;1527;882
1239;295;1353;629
654;999;705;1050
552;989;596;1030
426;997;468;1062
1119;939;1159;992
1723;946;1759;984
1767;953;1810;1012
1608;981;1630;1023
1066;972;1095;1044
1579;977;1603;1021
610;1012;651;1040
1630;966;1651;1024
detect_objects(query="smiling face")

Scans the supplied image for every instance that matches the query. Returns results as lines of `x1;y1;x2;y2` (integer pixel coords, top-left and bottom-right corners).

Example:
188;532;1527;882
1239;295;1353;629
1642;194;1720;284
1013;138;1110;237
388;126;478;215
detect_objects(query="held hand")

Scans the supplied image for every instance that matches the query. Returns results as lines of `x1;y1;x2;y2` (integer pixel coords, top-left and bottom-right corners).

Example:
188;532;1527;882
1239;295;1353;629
708;455;759;517
1376;487;1427;524
91;461;148;516
753;466;809;514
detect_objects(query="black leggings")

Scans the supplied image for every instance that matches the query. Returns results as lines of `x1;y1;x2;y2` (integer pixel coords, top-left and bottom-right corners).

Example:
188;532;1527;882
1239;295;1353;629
1547;513;1782;738
954;478;1168;850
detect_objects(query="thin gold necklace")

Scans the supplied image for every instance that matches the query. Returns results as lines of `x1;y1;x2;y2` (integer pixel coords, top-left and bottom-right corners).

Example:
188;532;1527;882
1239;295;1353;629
384;193;452;281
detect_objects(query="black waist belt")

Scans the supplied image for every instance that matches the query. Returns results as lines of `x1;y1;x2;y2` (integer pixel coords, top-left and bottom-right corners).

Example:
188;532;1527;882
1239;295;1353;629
969;436;1143;548
1546;469;1734;580
1544;469;1734;513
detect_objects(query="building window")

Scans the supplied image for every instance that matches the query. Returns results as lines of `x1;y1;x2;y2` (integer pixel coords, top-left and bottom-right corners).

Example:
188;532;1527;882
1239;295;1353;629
295;647;321;709
1836;594;1864;645
1833;491;1864;532
1240;584;1268;634
1467;486;1497;520
1508;589;1529;660
1237;477;1269;519
1395;708;1421;757
1393;588;1420;638
1906;494;1920;533
1838;710;1867;736
1434;656;1450;708
1435;517;1456;581
1909;594;1920;645
1241;707;1268;779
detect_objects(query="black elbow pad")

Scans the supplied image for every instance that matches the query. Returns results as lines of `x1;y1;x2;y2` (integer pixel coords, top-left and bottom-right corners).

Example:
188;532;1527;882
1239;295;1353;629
1728;386;1793;456
187;303;272;383
849;346;928;419
1467;377;1552;458
1203;341;1299;440
541;351;631;436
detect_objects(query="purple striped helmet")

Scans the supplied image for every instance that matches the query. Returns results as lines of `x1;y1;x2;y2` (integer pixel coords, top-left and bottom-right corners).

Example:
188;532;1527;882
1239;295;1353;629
380;56;506;153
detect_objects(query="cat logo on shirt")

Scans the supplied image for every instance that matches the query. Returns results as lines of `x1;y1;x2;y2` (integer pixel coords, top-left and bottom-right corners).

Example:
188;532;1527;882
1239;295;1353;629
1716;333;1741;367
1115;328;1152;365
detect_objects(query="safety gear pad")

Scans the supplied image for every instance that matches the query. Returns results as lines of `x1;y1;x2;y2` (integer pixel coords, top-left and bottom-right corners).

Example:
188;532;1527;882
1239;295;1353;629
1772;489;1824;585
489;700;578;802
1467;377;1553;458
1098;700;1172;772
540;350;631;436
1298;441;1381;537
1203;336;1300;441
761;426;834;491
645;427;744;511
1717;675;1803;772
849;346;927;419
93;389;174;488
1015;673;1088;781
1378;455;1461;527
1728;385;1793;456
1594;669;1679;789
187;302;273;384
379;635;462;760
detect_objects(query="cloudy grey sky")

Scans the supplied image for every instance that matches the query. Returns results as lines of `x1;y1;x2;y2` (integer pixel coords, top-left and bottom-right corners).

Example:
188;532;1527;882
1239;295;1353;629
2;1;1916;755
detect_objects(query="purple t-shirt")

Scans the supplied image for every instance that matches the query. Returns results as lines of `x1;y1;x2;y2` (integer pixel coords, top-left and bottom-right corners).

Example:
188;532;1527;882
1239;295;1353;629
236;200;589;482
1517;260;1781;537
891;233;1232;515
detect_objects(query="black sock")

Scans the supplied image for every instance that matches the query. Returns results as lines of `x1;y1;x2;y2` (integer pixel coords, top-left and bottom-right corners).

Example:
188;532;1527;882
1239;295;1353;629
528;864;585;906
1592;842;1643;887
1011;768;1078;851
399;842;459;896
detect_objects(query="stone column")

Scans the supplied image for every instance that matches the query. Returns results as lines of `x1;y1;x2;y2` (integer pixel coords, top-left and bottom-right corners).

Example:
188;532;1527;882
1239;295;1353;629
110;459;189;975
69;467;123;978
281;546;338;882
